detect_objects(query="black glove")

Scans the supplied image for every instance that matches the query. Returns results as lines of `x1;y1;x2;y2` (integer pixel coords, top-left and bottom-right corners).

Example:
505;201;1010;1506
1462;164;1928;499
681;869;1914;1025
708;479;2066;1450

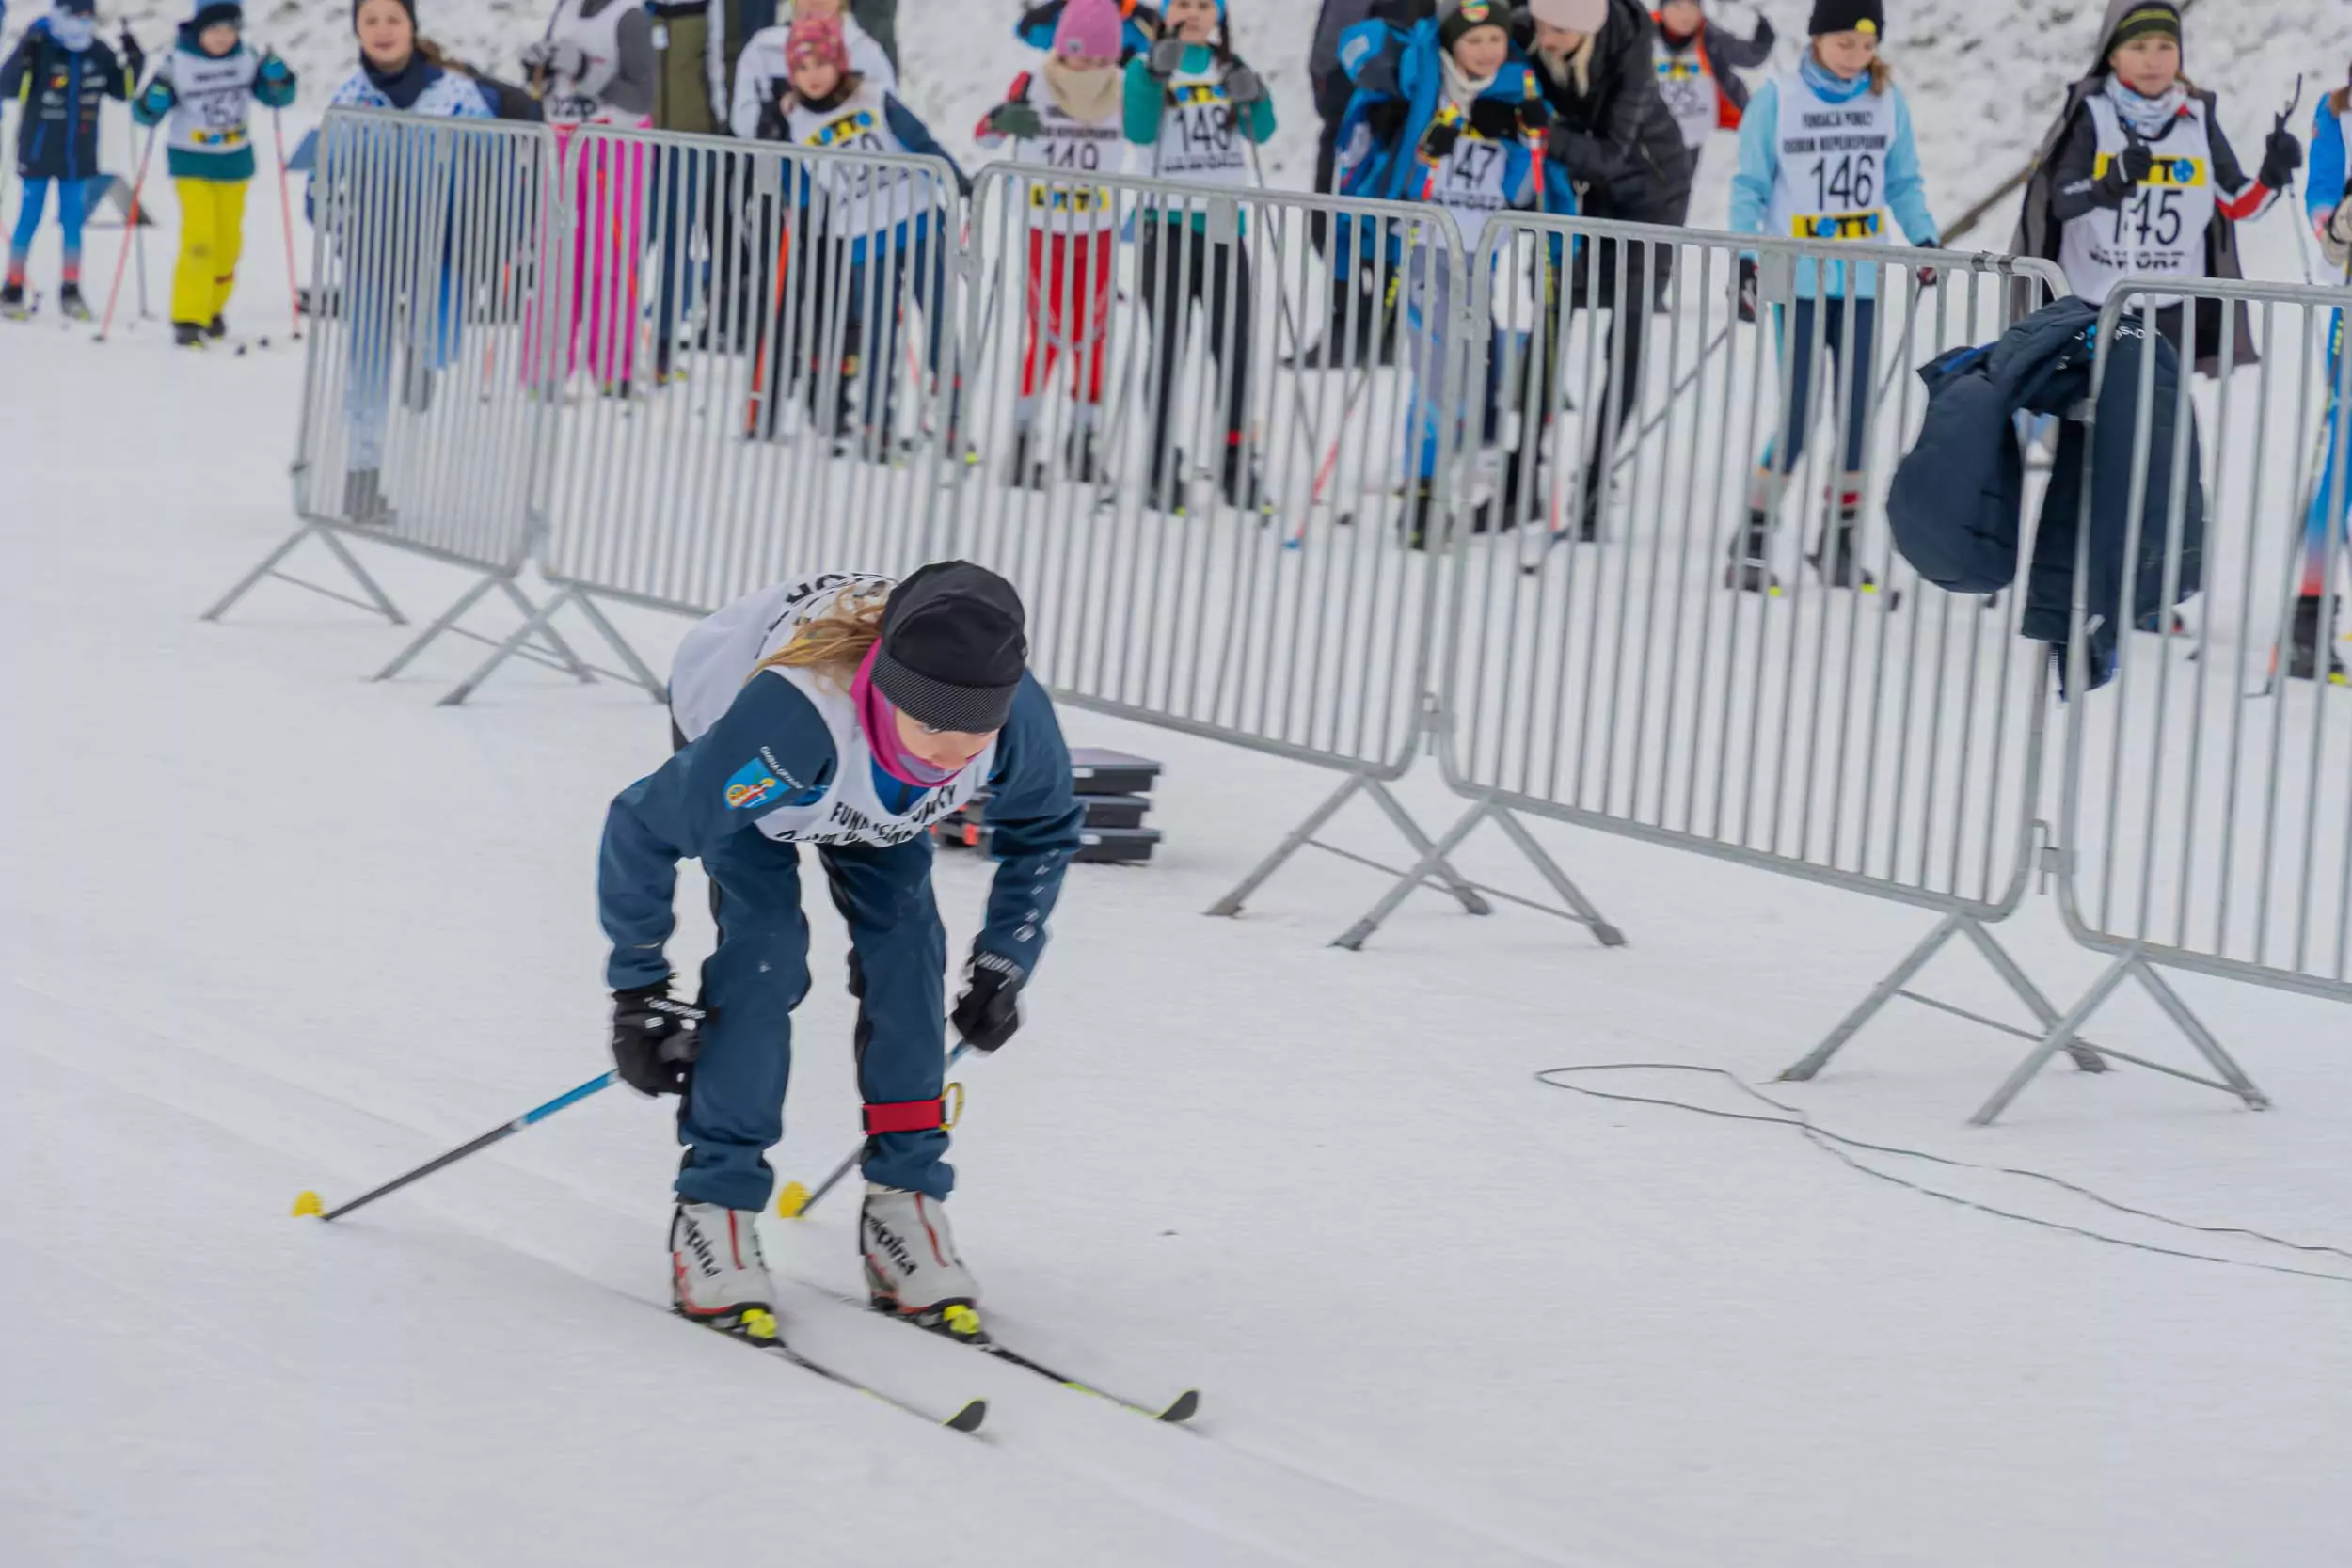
1363;97;1408;148
951;952;1025;1053
611;985;707;1096
121;28;146;79
1148;36;1187;80
1422;119;1461;162
2258;126;2305;192
1518;99;1551;138
986;100;1045;140
1752;15;1776;50
2094;136;2153;204
1469;97;1518;141
1224;65;1265;106
1737;256;1758;324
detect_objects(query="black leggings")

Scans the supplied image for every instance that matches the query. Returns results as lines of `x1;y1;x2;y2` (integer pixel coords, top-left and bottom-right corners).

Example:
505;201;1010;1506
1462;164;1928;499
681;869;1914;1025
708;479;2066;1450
1139;220;1254;461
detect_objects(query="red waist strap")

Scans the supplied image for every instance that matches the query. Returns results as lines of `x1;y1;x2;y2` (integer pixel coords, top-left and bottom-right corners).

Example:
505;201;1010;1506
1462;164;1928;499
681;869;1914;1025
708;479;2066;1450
863;1098;947;1135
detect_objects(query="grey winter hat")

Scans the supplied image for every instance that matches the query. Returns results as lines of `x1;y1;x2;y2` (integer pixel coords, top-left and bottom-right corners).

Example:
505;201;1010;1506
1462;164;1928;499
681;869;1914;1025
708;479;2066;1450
1527;0;1610;32
873;562;1029;735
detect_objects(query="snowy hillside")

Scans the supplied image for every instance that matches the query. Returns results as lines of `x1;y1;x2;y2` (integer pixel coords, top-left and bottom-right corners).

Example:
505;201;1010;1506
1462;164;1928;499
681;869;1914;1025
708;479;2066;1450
87;0;2352;263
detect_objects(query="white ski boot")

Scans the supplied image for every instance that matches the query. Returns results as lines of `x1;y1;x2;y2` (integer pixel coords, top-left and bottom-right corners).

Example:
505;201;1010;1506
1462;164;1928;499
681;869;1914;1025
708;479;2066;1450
861;1184;983;1340
671;1201;777;1337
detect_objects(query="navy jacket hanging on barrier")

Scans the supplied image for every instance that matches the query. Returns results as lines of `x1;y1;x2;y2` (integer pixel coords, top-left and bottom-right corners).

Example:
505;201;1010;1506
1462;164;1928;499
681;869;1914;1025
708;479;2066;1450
1887;296;2204;690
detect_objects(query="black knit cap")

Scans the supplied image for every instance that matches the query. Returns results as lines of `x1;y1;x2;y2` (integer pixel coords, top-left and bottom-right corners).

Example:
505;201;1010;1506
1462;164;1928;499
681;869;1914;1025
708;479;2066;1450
1807;0;1883;37
1438;0;1509;54
873;562;1029;735
191;2;245;30
353;0;417;25
2106;2;2181;52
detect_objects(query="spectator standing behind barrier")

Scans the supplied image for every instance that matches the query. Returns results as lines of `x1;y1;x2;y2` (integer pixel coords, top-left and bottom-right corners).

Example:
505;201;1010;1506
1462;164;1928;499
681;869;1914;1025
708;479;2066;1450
1725;0;1936;598
731;0;893;138
1122;0;1275;517
519;0;656;396
0;0;142;322
1298;0;1427;371
132;3;295;350
598;564;1082;1338
1336;0;1563;549
1519;0;1691;543
2295;72;2352;686
313;0;495;526
977;0;1128;492
645;0;770;381
753;13;966;459
1649;0;1772;183
2012;0;2297;377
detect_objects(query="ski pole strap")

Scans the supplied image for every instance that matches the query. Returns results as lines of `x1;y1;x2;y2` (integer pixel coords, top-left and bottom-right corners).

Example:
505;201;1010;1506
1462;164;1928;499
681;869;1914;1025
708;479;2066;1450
862;1083;963;1135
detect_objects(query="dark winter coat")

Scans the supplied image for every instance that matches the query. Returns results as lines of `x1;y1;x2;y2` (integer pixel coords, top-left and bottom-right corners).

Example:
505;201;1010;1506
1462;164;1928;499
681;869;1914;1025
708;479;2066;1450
2008;0;2258;374
1517;0;1690;225
1889;297;2204;690
1661;10;1774;123
0;23;142;182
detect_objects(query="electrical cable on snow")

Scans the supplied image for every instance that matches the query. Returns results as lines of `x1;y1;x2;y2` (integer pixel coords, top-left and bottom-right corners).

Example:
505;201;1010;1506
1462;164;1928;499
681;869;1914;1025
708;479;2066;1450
1534;1063;2352;1285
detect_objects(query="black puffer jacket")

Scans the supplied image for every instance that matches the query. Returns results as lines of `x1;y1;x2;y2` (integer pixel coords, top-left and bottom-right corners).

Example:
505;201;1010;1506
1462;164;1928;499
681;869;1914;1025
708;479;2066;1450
1889;297;2203;689
1515;0;1690;226
0;24;141;182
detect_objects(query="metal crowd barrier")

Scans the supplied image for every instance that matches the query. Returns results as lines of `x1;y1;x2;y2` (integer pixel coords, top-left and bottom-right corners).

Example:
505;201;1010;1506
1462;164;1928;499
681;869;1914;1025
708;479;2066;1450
204;110;604;693
1953;275;2352;1122
1425;212;2096;1102
939;165;1489;934
442;125;965;703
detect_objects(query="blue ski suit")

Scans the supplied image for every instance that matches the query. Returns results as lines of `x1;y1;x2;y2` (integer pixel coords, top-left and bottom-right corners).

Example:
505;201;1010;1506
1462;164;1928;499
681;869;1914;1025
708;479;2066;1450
598;610;1082;1212
2302;99;2351;600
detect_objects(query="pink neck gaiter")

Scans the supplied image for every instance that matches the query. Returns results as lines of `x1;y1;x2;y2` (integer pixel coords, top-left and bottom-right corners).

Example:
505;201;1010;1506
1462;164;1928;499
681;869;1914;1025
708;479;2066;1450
852;643;959;788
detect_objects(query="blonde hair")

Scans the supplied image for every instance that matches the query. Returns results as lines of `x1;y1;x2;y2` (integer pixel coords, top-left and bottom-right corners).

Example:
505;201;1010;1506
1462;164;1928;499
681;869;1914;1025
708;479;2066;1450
1809;38;1896;95
754;584;889;688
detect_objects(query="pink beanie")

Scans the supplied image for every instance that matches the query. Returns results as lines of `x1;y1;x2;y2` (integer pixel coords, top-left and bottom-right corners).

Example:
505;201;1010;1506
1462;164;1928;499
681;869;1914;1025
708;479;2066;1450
786;14;850;74
1053;0;1124;62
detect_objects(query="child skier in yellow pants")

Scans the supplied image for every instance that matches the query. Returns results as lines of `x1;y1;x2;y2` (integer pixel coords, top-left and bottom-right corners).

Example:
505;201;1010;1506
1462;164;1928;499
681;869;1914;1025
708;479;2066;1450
132;2;295;346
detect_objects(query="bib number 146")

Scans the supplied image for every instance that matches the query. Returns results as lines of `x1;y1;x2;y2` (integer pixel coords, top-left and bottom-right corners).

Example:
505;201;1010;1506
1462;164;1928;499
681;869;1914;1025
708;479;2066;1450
1810;152;1876;212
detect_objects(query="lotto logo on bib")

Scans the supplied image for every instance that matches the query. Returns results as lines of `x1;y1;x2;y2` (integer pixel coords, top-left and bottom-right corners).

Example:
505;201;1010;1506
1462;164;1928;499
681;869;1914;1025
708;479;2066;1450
1792;210;1883;242
2094;151;2208;188
1658;58;1703;83
807;111;879;150
724;759;783;812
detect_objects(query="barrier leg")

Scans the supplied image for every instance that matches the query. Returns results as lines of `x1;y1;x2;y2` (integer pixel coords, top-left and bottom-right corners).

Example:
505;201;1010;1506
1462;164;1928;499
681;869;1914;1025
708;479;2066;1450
1362;780;1492;916
564;588;667;700
496;578;597;684
1206;770;1366;918
372;572;505;682
2130;960;2269;1111
1779;911;1964;1082
1969;949;2134;1125
200;522;406;626
437;585;579;707
1956;916;2109;1075
1333;798;1491;951
1488;804;1626;946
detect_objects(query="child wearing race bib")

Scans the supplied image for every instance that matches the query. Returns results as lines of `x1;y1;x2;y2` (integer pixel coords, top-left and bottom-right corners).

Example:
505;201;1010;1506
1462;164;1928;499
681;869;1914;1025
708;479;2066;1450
1724;0;1936;598
1650;0;1773;179
1121;0;1276;516
0;0;143;322
755;13;966;459
2014;1;2300;374
728;0;896;140
131;3;296;349
2292;70;2352;685
977;0;1128;490
597;562;1084;1341
1338;0;1558;548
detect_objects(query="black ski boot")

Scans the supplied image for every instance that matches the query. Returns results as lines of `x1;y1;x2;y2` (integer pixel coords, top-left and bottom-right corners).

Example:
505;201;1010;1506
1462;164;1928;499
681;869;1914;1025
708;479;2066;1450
2287;594;2351;685
1403;481;1438;552
1724;512;1782;594
1062;424;1100;485
1497;448;1543;536
173;321;208;349
1005;427;1047;490
1218;442;1269;516
1808;518;1900;607
57;283;90;322
0;280;25;320
342;467;393;526
206;314;228;341
1147;444;1188;515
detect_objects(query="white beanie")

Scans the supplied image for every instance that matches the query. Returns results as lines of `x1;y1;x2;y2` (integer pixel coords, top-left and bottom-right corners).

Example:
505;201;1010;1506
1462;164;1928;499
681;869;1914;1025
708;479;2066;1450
1529;0;1611;31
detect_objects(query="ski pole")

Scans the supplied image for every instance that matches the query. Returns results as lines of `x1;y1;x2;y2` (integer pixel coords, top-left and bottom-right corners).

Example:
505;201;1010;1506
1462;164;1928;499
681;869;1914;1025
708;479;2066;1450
96;120;160;341
776;1041;973;1220
273;103;303;341
290;1070;621;1222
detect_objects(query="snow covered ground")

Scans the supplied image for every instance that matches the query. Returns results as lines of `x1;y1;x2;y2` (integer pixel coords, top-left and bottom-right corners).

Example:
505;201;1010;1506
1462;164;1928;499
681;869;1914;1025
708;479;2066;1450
8;5;2352;1566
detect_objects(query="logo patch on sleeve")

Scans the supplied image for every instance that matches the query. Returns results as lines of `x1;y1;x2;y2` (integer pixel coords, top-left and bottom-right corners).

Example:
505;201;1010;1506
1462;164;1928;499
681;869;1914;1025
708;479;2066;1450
724;759;784;812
